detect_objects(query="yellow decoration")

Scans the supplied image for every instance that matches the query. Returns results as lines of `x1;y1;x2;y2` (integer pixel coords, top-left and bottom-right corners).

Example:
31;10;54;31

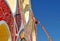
0;24;9;41
23;0;29;9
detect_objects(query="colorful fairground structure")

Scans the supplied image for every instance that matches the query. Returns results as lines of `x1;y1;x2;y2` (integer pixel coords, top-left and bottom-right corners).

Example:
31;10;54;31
0;0;52;41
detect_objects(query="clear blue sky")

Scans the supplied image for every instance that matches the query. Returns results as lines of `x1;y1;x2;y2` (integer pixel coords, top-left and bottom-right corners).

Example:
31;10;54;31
31;0;60;41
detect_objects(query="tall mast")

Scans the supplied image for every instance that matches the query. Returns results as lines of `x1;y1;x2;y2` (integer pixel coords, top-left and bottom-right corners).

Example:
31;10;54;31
17;0;36;41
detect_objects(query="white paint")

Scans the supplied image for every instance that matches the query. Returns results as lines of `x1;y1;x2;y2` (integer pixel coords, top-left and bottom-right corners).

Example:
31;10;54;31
22;0;30;24
0;20;12;41
25;11;30;24
5;0;17;16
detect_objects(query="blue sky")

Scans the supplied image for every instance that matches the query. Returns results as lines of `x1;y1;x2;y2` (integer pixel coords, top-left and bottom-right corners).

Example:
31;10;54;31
31;0;60;41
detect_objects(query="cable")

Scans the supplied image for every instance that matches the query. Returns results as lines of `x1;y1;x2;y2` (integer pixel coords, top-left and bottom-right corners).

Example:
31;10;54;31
35;20;52;41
